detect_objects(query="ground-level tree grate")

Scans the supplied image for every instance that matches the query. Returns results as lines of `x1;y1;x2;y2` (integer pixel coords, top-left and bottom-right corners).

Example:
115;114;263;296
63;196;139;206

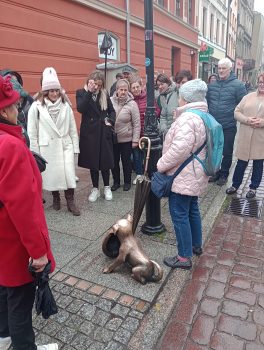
225;198;263;219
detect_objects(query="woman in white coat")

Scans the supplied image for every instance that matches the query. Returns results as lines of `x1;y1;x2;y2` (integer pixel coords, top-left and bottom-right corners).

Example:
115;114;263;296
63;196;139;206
28;67;80;216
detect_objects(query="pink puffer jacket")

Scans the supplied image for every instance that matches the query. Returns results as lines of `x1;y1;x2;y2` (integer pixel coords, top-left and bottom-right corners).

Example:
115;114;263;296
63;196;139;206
157;101;209;196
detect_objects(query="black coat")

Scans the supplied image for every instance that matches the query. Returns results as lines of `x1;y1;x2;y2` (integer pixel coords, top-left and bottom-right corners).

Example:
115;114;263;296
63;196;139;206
76;89;116;170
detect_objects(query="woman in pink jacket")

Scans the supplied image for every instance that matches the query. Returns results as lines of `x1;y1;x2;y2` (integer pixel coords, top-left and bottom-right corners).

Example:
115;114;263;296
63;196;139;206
157;79;209;270
0;76;57;350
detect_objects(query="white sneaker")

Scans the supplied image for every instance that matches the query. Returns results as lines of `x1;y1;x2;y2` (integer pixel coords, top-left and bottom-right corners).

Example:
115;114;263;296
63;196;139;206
133;175;141;185
104;186;113;200
37;344;58;350
88;188;100;202
0;336;11;350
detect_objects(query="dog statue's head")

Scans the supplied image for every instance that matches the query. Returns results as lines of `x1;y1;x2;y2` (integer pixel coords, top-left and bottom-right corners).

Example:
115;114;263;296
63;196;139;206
112;214;133;237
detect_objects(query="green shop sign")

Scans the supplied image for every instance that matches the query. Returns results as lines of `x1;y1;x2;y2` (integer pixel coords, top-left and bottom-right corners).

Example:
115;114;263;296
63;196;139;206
199;46;214;62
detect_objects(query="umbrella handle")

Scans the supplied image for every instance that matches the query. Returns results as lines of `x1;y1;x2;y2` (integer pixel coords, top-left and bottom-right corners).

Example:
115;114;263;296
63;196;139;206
139;137;151;176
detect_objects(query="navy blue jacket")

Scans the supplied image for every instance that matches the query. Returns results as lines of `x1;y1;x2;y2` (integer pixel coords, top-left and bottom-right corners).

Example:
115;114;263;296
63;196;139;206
206;72;247;130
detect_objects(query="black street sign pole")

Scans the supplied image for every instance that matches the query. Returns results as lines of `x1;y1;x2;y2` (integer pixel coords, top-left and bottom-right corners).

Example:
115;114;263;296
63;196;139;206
142;0;165;235
100;31;113;85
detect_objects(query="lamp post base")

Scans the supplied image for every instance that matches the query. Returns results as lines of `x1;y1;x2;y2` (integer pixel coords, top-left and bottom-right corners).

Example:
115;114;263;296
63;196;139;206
141;222;166;235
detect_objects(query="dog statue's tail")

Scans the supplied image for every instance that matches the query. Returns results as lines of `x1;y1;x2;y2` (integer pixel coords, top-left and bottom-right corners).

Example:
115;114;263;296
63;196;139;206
150;260;163;282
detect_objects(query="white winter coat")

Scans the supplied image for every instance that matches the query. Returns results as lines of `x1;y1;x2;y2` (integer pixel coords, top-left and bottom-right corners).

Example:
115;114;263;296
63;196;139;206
27;100;80;191
157;101;209;196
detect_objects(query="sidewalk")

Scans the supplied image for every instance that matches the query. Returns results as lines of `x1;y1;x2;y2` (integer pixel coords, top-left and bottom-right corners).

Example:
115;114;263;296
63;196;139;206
33;165;227;350
157;166;264;350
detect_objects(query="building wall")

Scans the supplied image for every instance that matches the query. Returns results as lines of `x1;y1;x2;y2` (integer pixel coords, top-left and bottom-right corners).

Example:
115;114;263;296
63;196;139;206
251;12;264;83
0;0;198;125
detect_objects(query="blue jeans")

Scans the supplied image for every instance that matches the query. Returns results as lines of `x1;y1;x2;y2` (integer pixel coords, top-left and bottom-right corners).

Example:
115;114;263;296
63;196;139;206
169;193;202;258
132;147;144;175
232;159;264;189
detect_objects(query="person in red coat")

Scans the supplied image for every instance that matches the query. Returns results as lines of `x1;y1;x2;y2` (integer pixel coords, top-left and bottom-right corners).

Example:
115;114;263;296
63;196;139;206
0;76;57;350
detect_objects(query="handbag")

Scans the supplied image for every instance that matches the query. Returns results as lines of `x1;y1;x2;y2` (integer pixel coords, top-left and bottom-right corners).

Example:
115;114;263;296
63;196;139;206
31;151;48;173
151;142;206;199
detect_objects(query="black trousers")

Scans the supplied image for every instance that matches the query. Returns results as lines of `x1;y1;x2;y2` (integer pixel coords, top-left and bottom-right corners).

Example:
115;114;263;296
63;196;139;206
232;159;264;190
0;282;37;350
90;169;110;188
220;127;237;178
112;142;132;185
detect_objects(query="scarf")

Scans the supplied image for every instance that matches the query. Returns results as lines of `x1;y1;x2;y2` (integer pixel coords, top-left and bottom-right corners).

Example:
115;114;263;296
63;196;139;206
45;97;62;124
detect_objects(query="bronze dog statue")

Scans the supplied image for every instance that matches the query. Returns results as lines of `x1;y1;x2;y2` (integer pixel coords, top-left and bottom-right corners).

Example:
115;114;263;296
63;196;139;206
102;214;163;284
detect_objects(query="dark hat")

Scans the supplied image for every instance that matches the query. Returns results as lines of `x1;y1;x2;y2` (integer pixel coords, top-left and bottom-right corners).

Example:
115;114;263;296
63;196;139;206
0;76;20;109
0;69;23;86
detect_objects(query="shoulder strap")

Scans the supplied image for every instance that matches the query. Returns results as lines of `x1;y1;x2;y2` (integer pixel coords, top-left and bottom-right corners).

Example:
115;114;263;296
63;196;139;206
171;141;206;180
166;91;174;105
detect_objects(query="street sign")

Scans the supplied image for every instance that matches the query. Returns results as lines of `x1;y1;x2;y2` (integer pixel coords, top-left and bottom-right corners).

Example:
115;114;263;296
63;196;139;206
199;45;214;62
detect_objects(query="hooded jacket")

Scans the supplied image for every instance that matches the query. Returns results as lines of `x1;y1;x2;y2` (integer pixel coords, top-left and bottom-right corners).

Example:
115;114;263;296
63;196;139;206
206;72;247;130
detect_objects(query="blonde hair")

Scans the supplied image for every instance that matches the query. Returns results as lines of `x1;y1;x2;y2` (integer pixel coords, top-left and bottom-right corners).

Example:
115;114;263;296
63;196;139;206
87;70;108;111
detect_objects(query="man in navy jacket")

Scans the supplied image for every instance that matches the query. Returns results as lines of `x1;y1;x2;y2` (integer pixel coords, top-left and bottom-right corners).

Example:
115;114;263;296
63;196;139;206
206;58;247;186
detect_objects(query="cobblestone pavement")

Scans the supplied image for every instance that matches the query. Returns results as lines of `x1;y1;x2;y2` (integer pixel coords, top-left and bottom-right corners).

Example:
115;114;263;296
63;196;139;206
157;166;264;350
29;162;261;350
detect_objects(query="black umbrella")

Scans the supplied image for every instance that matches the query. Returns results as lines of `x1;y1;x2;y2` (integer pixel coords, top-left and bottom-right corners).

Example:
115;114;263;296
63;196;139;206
28;261;58;319
132;137;151;234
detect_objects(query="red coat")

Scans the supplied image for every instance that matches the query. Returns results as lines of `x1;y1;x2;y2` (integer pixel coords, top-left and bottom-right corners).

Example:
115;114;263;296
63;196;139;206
134;91;161;136
0;122;55;287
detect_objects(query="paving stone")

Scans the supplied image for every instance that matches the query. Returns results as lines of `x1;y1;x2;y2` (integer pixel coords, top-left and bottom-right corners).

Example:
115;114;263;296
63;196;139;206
190;314;215;345
118;295;135;306
42;320;62;337
76;280;92;291
33;316;49;330
204;244;221;256
70;289;85;299
56;325;78;343
229;276;251;290
51;308;70;324
225;286;257;306
111;304;130;319
260;329;264;344
56;294;74;309
113;327;132;344
82;293;100;305
65;314;84;329
253;282;264;294
132;300;149;312
128;310;144;319
93;326;114;342
65;276;78;286
121;317;140;332
200;298;221;317
222;241;240;253
217;314;257;341
92;309;111;326
77;303;96;320
103;289;121;301
253;307;264;326
79;320;96;336
217;251;236;266
211;264;230;283
222;300;249;319
88;341;105;350
35;333;56;346
197;254;217;268
66;299;84;313
232;264;261;280
259;295;264;309
104;340;124;350
245;344;264;350
54;283;73;295
191;266;211;282
158;322;190;350
52;272;68;282
89;284;106;296
183;280;206;303
205;280;225;299
106;317;123;331
176;297;199;324
210;331;244;350
236;255;261;269
238;246;263;260
70;333;93;349
95;298;114;312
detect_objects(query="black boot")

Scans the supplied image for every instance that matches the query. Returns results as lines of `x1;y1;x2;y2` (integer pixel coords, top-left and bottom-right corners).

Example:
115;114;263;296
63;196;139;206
64;189;80;216
52;191;61;210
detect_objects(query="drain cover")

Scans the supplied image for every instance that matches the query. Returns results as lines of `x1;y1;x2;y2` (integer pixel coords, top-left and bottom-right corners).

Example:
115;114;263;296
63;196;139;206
225;198;263;219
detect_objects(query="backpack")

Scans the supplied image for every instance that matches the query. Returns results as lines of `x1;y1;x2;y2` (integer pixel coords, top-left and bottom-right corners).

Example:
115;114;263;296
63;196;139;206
187;109;224;176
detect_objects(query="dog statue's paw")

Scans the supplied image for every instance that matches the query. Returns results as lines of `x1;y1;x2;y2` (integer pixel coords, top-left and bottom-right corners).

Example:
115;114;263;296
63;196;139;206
103;267;111;274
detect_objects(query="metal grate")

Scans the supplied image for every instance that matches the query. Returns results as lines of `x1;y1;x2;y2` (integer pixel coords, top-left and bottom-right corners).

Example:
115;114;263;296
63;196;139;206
225;198;263;219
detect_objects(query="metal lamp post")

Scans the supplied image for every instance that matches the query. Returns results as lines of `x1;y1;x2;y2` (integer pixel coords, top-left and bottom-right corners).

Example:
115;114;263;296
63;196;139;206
100;31;113;83
142;0;165;235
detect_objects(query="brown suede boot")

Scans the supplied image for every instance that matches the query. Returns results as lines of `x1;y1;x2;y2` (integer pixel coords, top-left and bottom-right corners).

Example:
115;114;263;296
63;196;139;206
52;191;61;210
64;189;80;216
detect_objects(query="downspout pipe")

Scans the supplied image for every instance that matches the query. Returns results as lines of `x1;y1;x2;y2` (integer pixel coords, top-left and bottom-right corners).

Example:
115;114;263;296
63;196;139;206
126;0;131;65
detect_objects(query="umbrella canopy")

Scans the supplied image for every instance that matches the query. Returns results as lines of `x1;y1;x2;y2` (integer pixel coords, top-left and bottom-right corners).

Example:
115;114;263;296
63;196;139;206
132;137;151;234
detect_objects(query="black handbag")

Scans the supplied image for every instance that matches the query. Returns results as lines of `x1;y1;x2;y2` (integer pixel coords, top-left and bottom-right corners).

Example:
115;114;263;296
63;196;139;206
151;142;206;199
31;151;48;173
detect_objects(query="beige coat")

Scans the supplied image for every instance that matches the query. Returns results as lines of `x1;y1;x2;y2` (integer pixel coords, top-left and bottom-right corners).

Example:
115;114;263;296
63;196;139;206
234;92;264;161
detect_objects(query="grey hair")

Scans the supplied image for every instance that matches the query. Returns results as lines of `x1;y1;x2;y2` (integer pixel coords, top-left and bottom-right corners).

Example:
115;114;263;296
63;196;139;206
218;58;232;69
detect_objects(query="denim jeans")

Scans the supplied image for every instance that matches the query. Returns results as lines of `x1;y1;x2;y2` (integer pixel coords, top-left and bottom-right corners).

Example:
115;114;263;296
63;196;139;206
232;159;264;189
220;127;237;178
0;282;37;350
169;192;202;257
132;147;144;175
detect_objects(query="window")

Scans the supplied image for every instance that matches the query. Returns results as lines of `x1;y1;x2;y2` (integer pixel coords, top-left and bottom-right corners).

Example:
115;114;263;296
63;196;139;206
188;0;193;24
221;23;225;47
156;0;165;6
210;14;214;41
175;0;180;16
202;7;207;37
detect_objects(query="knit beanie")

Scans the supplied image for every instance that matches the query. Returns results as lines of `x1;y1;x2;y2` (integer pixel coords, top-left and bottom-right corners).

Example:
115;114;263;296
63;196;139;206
179;79;207;103
42;67;61;91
